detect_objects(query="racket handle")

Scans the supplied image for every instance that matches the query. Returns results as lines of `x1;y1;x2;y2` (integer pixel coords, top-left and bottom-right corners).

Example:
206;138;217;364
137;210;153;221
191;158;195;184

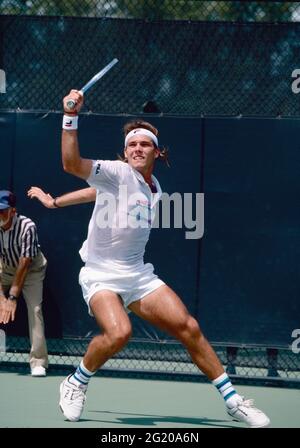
66;99;76;110
66;90;83;110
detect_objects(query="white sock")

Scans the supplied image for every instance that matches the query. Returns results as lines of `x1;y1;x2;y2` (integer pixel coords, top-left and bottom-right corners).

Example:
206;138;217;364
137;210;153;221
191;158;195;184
212;372;242;408
69;360;96;389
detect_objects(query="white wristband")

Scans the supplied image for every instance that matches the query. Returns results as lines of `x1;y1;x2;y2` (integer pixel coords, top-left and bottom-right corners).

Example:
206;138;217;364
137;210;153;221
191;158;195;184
62;115;78;130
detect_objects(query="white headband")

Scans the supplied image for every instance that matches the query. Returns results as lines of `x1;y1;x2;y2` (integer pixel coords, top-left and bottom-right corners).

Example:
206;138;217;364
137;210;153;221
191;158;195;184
125;128;158;148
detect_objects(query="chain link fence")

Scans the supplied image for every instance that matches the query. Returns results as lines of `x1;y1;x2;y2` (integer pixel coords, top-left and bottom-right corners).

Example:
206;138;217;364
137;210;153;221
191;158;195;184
2;1;300;21
1;335;299;386
1;1;300;115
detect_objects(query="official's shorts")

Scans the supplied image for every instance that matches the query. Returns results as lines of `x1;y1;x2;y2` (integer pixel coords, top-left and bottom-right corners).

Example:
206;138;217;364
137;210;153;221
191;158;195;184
79;262;165;316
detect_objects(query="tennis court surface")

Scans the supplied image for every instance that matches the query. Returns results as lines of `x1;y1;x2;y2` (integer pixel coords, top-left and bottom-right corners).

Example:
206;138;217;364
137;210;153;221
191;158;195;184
0;371;299;428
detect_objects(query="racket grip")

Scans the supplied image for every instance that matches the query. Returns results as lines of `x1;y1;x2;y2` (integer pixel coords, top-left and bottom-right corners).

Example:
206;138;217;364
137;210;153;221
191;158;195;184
66;99;76;110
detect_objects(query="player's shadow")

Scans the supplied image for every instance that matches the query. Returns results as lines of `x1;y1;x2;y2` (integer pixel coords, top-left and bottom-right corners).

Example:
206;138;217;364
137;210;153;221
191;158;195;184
83;410;238;428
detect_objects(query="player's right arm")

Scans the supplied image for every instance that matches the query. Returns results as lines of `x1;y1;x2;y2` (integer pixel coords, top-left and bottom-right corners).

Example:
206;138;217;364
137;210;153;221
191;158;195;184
62;90;92;180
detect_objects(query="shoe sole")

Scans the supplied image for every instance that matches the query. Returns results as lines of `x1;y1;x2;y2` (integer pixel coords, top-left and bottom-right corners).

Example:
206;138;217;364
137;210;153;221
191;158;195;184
230;417;270;428
250;420;270;429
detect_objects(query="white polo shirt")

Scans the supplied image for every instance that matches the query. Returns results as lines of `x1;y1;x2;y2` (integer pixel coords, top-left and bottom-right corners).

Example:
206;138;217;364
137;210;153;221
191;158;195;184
79;160;162;270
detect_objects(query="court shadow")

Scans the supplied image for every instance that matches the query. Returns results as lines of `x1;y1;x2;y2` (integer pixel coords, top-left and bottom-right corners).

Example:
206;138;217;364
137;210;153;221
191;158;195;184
86;410;237;428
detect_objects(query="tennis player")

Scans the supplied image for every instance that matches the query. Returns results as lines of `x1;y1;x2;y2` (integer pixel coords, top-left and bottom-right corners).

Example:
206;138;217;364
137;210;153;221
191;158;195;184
48;89;270;427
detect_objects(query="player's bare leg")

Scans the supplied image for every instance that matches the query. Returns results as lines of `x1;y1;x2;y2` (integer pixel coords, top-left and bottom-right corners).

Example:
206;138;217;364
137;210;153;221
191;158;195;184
129;284;223;379
129;285;270;428
59;290;131;421
83;290;132;371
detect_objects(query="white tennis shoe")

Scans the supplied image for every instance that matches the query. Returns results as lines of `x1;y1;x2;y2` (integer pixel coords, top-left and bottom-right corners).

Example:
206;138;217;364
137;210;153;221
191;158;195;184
59;375;87;421
227;397;270;428
31;366;46;377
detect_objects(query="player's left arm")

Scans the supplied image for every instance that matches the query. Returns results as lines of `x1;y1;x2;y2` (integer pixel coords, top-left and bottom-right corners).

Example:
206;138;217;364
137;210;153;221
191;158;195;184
28;186;96;208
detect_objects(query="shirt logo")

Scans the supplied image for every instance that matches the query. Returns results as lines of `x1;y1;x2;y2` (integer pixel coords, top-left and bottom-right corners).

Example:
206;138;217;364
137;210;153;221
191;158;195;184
95;163;101;175
136;199;150;207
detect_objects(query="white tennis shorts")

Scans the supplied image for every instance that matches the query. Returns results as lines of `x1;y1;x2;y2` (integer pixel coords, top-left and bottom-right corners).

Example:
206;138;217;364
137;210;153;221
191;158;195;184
79;262;165;316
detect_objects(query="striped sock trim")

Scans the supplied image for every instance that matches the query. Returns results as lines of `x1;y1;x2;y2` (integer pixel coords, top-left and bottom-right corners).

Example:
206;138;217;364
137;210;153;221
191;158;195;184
70;361;96;387
73;373;89;385
224;390;237;401
216;378;231;390
212;372;229;386
79;365;92;379
213;373;237;403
